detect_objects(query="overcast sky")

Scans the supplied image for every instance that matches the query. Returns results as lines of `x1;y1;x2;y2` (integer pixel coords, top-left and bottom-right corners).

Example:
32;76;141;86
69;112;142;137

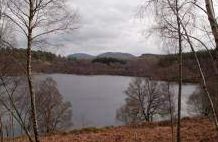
53;0;162;56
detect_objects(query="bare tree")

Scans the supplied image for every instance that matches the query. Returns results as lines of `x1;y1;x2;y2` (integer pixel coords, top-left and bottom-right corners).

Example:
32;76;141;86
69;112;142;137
0;76;34;142
188;87;210;116
0;0;15;49
175;1;183;141
117;78;171;124
204;0;218;62
34;78;72;134
179;16;218;129
185;0;218;75
0;1;34;140
3;1;78;141
0;76;73;140
188;79;218;118
164;82;175;142
142;0;186;141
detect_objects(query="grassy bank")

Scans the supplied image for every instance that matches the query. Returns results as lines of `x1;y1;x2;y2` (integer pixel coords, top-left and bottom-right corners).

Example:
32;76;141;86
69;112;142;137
9;117;217;142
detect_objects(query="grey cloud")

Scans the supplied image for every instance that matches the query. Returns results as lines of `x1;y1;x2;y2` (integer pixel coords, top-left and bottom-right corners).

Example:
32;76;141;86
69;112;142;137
33;0;161;56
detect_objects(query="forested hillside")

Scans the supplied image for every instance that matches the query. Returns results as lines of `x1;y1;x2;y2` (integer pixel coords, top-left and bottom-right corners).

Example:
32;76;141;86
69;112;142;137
1;48;216;83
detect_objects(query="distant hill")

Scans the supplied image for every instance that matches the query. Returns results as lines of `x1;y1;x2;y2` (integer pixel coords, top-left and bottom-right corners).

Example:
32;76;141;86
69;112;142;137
68;53;95;60
68;52;136;60
97;52;135;60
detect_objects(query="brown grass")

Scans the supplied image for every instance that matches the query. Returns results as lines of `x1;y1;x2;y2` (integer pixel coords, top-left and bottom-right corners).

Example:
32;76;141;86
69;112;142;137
9;117;218;142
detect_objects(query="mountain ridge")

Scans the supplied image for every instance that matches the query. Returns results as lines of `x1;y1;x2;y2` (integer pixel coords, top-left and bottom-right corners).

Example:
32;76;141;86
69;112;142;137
68;52;136;60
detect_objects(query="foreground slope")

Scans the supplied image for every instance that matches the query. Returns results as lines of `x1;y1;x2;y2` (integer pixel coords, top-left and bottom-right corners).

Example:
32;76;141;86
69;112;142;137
13;118;217;142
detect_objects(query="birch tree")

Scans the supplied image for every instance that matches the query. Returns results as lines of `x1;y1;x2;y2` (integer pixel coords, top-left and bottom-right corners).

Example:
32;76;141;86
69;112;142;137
204;0;218;61
143;1;218;141
142;0;185;141
3;1;78;142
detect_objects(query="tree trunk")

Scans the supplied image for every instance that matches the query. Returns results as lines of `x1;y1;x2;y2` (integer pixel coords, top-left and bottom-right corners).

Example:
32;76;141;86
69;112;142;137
205;0;218;75
27;1;40;142
27;38;39;142
176;0;183;142
0;117;3;142
167;82;174;142
179;18;218;130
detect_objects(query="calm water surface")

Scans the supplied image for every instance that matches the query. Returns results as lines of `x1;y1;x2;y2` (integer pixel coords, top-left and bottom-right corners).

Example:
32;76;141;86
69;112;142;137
39;74;198;129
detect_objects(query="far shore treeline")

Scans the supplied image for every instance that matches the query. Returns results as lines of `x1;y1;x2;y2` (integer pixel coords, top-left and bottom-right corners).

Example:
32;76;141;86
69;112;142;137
0;47;215;83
